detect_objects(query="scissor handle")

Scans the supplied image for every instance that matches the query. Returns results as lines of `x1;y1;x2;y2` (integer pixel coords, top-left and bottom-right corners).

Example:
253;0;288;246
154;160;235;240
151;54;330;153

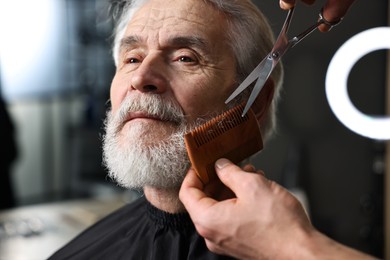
290;7;343;49
289;21;321;48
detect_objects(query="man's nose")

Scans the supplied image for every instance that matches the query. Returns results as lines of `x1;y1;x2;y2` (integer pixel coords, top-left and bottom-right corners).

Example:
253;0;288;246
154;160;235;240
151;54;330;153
129;55;168;94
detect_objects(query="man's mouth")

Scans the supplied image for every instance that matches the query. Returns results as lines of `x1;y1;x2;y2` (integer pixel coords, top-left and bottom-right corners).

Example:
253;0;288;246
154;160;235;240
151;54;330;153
124;111;164;123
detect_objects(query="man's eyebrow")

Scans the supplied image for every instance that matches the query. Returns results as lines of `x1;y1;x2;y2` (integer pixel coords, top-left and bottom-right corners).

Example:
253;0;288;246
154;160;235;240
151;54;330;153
119;35;142;52
119;35;210;53
167;36;209;52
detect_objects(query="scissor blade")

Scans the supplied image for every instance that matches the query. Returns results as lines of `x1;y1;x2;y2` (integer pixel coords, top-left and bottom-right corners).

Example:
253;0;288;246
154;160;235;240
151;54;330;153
242;57;273;116
225;57;268;104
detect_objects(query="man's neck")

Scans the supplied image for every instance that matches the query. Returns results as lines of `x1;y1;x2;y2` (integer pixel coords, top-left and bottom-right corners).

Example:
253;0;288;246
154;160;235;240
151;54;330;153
144;186;186;214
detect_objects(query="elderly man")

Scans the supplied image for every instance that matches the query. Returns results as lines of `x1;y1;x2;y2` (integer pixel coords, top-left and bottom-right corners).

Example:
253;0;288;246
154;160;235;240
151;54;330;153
50;0;281;259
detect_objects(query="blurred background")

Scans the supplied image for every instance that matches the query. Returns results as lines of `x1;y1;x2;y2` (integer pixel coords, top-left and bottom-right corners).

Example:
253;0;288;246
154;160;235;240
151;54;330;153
0;0;387;259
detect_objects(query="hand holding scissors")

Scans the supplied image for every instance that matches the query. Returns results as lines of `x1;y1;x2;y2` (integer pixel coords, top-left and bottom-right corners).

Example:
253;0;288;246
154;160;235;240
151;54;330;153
225;5;342;116
280;0;355;32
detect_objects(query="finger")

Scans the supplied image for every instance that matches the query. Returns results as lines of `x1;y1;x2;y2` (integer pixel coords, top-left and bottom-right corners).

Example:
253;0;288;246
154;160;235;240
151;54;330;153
242;164;265;177
242;164;256;172
215;158;263;196
279;0;295;10
280;0;315;10
181;167;204;191
214;159;244;194
324;0;355;19
257;170;265;176
319;0;355;32
179;168;218;216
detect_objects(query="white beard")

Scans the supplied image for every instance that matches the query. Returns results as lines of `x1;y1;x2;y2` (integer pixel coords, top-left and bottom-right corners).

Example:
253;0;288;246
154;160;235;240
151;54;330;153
102;95;193;190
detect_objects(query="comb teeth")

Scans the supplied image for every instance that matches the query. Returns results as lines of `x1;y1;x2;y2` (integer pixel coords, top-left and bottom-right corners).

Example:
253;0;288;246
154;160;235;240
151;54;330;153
191;104;248;147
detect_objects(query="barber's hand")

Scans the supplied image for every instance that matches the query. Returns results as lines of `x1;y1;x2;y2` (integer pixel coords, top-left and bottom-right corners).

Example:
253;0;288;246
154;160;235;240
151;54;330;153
179;158;312;259
280;0;356;32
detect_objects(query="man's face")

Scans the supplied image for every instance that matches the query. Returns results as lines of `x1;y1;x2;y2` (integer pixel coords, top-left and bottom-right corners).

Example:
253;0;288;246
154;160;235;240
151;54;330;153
104;0;237;189
110;0;237;144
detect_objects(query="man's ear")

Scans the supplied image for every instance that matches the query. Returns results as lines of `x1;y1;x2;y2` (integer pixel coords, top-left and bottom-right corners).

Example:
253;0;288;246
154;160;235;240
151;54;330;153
250;78;275;124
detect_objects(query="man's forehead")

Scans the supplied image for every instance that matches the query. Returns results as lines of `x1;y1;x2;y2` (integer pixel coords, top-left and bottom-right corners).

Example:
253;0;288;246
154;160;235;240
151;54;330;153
128;0;226;31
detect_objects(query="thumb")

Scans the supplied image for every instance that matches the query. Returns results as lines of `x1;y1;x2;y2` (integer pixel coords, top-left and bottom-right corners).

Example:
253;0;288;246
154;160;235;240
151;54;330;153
180;168;217;216
214;158;248;195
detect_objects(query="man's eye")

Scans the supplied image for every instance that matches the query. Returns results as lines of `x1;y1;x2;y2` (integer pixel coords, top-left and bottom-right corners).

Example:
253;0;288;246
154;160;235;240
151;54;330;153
178;56;194;63
125;57;140;64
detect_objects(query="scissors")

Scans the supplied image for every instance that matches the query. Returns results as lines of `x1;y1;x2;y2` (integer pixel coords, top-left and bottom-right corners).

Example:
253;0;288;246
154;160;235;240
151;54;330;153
225;6;342;117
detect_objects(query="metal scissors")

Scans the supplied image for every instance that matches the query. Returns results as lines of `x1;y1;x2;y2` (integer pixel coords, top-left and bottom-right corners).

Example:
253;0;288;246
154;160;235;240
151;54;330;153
225;6;342;116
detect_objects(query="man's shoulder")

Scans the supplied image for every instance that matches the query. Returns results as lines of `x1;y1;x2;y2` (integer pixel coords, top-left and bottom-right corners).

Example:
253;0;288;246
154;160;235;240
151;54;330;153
48;196;147;259
88;195;146;230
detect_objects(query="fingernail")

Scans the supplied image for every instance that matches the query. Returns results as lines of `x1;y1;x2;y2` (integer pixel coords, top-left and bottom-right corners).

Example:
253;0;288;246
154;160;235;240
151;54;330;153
280;0;293;9
215;158;230;169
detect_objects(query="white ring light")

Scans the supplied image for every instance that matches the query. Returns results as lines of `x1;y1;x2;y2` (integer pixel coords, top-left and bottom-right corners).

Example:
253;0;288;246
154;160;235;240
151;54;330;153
326;27;390;140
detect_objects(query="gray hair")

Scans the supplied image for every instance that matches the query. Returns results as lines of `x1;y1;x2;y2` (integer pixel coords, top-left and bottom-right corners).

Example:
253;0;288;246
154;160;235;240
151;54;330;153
110;0;283;141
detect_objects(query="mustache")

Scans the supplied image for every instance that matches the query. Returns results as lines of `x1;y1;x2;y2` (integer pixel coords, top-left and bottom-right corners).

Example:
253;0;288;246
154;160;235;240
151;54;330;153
112;94;187;126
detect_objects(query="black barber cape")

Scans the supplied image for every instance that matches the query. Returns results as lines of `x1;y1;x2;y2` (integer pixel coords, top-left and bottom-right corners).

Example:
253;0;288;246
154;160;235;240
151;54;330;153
49;196;234;259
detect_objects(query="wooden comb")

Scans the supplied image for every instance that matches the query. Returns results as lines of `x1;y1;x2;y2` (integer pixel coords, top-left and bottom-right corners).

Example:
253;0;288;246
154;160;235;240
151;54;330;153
184;103;263;184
